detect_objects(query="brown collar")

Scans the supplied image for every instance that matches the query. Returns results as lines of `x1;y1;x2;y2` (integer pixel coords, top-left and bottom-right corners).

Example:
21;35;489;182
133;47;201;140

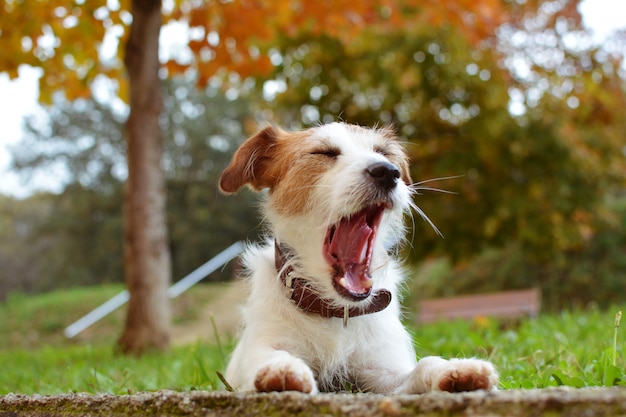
274;241;392;320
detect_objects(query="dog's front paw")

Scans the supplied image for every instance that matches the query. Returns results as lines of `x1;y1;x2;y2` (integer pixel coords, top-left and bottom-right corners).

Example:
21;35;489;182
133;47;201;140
398;356;498;394
433;358;498;392
254;354;318;393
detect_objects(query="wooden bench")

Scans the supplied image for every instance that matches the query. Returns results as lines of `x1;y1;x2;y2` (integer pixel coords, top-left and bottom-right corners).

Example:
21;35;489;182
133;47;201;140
417;288;541;324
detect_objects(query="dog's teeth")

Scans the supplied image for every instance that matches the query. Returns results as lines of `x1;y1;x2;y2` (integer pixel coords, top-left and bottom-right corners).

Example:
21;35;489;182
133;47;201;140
363;278;373;289
339;278;348;288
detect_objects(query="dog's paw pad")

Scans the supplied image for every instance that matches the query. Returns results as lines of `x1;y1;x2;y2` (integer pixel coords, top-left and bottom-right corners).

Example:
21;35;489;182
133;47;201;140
254;358;316;393
436;359;498;392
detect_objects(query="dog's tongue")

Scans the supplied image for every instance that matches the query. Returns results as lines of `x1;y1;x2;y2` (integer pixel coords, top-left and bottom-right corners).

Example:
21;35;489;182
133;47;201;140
324;207;383;297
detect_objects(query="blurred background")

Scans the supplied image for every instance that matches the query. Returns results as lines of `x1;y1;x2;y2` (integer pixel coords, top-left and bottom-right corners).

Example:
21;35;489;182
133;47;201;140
0;0;625;321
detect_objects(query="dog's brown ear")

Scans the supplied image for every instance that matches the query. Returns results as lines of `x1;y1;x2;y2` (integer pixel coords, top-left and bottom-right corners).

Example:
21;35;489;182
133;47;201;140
219;126;280;193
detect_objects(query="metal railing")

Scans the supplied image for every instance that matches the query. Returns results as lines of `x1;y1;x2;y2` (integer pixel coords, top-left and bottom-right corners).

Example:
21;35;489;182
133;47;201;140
64;241;245;338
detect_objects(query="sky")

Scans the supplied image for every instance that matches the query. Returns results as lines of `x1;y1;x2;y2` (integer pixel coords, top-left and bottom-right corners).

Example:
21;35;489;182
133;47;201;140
0;0;625;198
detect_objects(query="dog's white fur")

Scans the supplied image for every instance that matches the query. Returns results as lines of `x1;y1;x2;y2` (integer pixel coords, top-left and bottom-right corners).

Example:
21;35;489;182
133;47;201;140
219;122;498;394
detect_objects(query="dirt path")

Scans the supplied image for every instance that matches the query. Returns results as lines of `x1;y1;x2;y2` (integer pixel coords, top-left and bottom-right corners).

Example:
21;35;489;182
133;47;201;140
2;387;626;416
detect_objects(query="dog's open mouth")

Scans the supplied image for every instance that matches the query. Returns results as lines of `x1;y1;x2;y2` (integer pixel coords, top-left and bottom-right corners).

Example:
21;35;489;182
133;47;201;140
323;204;387;301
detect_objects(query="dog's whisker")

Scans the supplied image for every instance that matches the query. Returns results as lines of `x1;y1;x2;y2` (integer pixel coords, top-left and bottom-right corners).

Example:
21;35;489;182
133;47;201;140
409;200;443;238
410;175;463;187
411;186;457;195
406;209;417;249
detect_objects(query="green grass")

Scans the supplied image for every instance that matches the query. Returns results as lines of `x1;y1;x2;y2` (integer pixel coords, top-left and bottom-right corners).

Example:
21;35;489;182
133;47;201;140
0;283;223;350
0;343;225;395
0;285;623;395
1;285;127;349
0;283;231;395
410;309;624;389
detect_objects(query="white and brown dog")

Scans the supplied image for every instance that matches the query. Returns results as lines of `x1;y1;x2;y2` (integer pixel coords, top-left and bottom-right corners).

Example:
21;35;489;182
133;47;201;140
219;122;498;394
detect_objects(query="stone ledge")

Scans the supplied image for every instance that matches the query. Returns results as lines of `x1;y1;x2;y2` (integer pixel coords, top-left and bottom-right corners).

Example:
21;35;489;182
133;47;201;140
1;387;626;417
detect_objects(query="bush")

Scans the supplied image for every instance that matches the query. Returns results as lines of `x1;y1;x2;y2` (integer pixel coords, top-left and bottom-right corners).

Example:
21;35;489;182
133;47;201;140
408;200;626;311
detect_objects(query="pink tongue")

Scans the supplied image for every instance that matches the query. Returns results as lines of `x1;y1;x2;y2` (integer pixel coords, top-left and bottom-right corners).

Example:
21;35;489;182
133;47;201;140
327;212;372;294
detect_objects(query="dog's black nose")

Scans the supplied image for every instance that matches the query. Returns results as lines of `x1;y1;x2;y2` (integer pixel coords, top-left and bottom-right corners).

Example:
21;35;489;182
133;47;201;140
367;161;401;190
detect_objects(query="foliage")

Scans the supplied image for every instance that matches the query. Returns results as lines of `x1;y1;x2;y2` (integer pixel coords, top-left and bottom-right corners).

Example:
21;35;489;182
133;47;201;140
0;283;623;394
0;186;125;298
2;0;626;305
0;0;518;101
0;193;59;298
1;79;261;298
1;99;127;296
266;2;626;262
159;79;262;277
0;0;128;103
11;98;127;189
408;197;626;310
168;0;520;87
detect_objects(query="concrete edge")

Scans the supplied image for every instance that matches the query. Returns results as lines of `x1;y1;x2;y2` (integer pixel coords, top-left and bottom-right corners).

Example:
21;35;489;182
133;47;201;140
1;387;626;417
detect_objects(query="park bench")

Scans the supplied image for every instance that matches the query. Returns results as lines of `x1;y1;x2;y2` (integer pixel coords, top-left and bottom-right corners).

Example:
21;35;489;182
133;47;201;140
417;288;541;323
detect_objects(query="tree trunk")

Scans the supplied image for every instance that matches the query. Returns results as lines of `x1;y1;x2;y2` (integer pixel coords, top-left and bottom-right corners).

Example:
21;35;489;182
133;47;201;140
117;0;171;355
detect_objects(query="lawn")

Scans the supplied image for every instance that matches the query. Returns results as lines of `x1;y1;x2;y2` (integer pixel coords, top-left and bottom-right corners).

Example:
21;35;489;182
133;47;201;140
0;284;231;394
413;309;624;389
0;284;623;395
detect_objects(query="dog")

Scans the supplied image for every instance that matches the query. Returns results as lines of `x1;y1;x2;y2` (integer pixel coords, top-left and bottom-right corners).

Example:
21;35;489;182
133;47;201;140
219;122;498;394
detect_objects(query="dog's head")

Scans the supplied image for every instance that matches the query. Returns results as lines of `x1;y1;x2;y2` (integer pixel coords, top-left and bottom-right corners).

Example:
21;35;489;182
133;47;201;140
220;122;412;304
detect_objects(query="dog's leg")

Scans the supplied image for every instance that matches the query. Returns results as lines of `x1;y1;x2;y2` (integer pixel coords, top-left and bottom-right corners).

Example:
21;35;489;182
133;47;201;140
393;356;499;394
226;344;319;393
350;319;498;394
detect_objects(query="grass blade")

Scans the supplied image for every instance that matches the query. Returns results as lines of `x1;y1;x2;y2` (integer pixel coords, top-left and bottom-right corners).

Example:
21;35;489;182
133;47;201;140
614;311;622;367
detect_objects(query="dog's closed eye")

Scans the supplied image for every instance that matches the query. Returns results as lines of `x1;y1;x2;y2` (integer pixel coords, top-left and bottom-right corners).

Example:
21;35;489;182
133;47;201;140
374;145;390;157
311;147;341;159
